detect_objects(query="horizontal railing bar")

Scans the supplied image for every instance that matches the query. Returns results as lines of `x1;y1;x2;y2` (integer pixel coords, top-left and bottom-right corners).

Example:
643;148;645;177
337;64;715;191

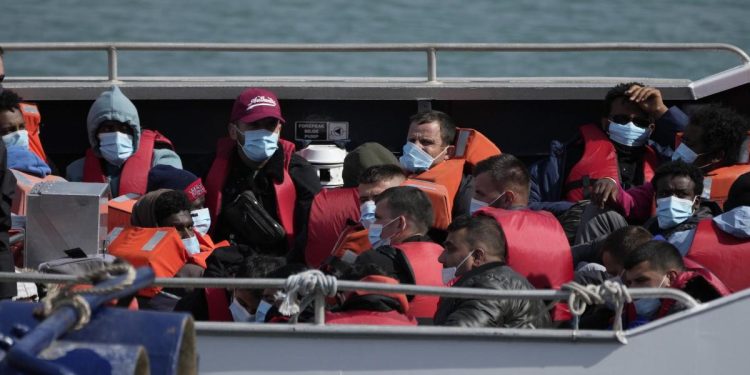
1;42;747;61
0;272;699;308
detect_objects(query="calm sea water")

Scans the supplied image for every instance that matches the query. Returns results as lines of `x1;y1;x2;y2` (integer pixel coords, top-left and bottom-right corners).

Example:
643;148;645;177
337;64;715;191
1;0;749;80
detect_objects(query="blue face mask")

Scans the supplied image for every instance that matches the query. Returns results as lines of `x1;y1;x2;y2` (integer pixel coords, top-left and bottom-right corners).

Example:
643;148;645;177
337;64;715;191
608;121;650;147
359;200;376;228
469;192;507;214
255;300;273;323
367;217;399;248
399;142;445;173
633;276;667;317
182;235;201;255
671;143;699;163
656;196;696;229
2;129;29;149
98;131;134;166
240;129;279;162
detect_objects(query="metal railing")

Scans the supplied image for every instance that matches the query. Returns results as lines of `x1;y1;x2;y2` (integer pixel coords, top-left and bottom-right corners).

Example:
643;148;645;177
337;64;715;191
0;271;699;327
1;42;748;83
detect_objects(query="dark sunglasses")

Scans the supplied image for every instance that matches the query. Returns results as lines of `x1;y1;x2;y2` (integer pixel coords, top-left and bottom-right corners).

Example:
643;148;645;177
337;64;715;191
610;114;651;128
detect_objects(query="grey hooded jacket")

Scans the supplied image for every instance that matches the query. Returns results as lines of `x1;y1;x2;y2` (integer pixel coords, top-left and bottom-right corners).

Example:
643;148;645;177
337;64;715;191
66;86;181;196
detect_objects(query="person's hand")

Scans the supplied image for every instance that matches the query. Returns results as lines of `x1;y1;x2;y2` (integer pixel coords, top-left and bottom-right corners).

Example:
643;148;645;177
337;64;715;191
591;178;619;208
626;85;669;119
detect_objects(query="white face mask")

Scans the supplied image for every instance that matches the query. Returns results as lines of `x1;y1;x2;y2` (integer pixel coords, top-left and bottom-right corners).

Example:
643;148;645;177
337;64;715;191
441;250;475;285
359;200;376;229
191;208;211;236
469;191;507;214
182;235;201;255
98;131;134;166
2;129;29;149
671;143;700;164
229;298;254;322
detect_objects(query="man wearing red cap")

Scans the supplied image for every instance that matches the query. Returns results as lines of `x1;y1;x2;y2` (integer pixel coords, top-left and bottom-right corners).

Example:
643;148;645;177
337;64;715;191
205;88;321;260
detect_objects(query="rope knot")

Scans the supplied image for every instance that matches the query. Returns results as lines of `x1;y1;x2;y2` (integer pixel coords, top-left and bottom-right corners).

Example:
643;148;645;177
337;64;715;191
562;281;632;344
278;270;338;318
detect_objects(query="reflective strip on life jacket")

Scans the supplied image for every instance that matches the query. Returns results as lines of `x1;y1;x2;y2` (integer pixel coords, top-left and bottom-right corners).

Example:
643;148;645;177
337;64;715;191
19;102;47;162
394;242;445;319
83;129;175;196
687;219;750;292
565;124;659;202
10;169;66;215
330;226;371;264
477;207;573;321
304;187;360;268
205;137;297;247
107;226;188;297
401;178;452;230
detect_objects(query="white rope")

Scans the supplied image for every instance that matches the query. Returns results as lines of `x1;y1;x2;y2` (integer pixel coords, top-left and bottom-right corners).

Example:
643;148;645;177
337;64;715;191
562;280;632;344
278;270;338;318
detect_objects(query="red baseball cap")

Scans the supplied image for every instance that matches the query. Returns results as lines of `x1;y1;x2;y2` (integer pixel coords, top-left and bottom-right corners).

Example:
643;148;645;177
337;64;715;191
230;88;285;125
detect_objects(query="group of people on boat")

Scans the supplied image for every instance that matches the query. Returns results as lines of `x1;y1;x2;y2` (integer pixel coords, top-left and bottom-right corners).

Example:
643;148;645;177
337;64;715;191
1;45;750;329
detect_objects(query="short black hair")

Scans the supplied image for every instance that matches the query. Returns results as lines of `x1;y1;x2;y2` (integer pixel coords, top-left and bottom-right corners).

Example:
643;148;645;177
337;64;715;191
624;240;684;273
724;171;750;212
603;81;645;116
342;263;396;281
474;154;530;196
154;190;191;226
601;226;652;267
651;160;704;197
237;255;287;279
266;262;308;279
409;110;457;147
689;103;749;165
358;164;406;185
448;214;507;260
375;186;433;232
0;89;22;113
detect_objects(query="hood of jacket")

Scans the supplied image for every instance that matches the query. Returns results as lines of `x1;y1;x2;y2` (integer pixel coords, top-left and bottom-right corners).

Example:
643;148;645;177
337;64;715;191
713;206;750;239
86;86;140;156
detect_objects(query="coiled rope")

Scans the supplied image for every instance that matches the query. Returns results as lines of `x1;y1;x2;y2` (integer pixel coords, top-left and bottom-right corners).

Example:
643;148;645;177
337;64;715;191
36;263;136;330
562;280;632;344
279;270;338;322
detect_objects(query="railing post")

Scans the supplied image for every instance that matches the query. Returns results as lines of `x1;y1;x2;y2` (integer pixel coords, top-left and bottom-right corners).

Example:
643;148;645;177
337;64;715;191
426;48;438;83
313;293;326;325
107;46;119;82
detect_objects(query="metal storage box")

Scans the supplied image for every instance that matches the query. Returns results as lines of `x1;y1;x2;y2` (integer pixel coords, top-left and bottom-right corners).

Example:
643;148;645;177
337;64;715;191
24;182;110;269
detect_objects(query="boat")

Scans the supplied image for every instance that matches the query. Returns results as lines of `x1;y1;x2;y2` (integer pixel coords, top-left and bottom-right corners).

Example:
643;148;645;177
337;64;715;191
1;42;749;374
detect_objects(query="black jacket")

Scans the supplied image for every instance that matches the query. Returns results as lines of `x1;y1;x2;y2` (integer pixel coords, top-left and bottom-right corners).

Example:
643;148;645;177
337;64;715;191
434;262;551;328
0;142;16;299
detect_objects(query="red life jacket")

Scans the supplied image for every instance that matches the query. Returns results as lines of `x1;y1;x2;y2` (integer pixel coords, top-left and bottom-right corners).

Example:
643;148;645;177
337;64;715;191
19;102;47;162
703;164;750;209
687;219;750;292
83;129;175;196
205;288;233;322
326;275;417;325
328;225;371;265
394;242;445;319
477;207;573;322
304;187;360;268
654;261;730;319
205;137;297;247
565;124;658;202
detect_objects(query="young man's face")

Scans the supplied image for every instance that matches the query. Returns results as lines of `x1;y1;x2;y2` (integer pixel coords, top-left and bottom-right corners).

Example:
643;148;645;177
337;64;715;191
0;108;25;137
358;176;404;204
624;260;673;288
405;121;449;162
655;175;700;212
439;228;475;277
160;210;195;239
602;97;654;133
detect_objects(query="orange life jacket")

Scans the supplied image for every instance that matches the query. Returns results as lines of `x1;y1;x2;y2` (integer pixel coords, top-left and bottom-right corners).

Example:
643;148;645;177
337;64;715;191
190;233;229;269
205;137;297;247
477;207;573;322
703;164;750;208
10;169;66;215
565;124;658;202
304;187;360;268
107;193;140;231
454;127;502;169
19;102;47;162
205;288;233;322
687;219;750;293
83;129;175;196
394;242;445;319
401;178;452;230
328;225;372;265
342;275;410;313
107;226;188;297
412;158;465;214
